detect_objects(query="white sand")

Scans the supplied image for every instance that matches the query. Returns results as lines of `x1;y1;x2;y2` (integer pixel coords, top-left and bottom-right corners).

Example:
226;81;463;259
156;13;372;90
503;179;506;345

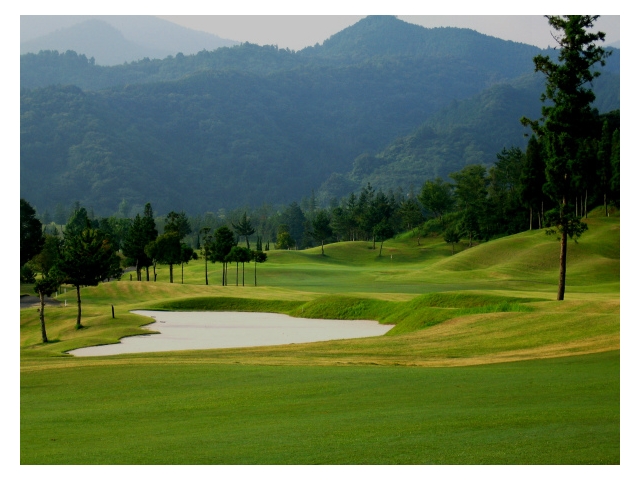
68;310;393;357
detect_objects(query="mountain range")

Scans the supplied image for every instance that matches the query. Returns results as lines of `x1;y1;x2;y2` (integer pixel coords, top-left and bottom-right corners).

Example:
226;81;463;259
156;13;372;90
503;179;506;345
20;15;239;66
20;15;620;217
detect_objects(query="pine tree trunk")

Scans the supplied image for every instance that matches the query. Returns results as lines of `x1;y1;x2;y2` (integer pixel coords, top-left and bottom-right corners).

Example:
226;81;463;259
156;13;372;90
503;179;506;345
580;195;583;217
181;262;184;284
255;262;257;286
557;197;568;301
76;285;82;328
39;292;48;343
169;263;173;283
205;256;208;286
146;266;150;281
585;191;588;219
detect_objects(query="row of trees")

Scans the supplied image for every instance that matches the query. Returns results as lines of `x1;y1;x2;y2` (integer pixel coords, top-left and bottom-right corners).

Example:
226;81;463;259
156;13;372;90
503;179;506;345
20;199;271;344
21;199;123;342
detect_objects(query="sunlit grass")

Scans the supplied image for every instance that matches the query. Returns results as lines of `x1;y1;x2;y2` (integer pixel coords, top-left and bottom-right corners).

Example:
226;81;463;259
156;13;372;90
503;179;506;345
20;216;620;464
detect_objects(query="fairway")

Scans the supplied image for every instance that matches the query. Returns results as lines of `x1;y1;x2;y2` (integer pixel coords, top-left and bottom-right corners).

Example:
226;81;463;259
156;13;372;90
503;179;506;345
20;216;620;464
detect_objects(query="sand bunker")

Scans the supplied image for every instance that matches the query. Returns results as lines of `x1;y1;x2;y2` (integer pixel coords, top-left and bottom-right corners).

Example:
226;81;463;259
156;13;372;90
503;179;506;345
69;310;393;357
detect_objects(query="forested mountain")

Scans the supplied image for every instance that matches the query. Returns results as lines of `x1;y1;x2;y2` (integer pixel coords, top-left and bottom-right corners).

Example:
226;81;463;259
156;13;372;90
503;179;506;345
20;16;620;217
318;68;620;201
20;16;238;66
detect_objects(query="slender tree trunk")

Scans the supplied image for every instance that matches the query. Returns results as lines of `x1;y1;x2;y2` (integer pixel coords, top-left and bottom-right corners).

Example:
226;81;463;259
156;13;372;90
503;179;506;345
604;193;608;217
76;285;82;328
169;263;173;283
379;240;383;257
557;197;568;301
205;255;208;286
584;190;588;219
321;240;324;255
181;262;184;284
529;207;533;230
222;263;225;286
242;262;245;286
146;266;150;282
236;262;239;286
39;292;48;343
153;262;157;281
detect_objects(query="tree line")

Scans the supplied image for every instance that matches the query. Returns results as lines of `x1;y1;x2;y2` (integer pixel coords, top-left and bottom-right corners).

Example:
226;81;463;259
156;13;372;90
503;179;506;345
20;199;270;344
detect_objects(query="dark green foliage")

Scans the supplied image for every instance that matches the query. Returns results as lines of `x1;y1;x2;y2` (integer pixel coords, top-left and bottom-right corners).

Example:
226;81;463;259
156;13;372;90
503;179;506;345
20;264;36;284
609;129;620;206
151;233;182;284
443;227;461;255
58;222;123;327
33;267;65;343
419;178;454;223
520;135;548;229
200;227;213;286
213;226;236;286
164;211;191;239
373;220;395;257
179;243;197;285
252;250;268;286
398;197;424;232
225;246;252;286
20;199;44;267
232;212;256;249
311;210;333;255
486;147;527;236
123;203;158;281
281;203;306;249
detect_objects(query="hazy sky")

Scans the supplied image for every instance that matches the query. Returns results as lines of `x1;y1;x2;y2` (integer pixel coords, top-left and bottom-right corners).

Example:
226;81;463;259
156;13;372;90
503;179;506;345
156;15;620;51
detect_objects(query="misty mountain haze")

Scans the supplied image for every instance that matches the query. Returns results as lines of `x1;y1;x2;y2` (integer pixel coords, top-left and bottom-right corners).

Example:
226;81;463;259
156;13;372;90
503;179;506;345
20;15;239;65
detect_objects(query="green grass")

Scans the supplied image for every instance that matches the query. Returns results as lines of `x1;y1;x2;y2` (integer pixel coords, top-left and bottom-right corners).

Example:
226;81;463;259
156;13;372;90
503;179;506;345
20;216;620;464
21;351;619;464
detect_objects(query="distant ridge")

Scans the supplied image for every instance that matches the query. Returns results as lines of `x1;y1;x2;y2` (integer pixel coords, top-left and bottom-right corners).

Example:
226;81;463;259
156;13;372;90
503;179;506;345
20;15;239;66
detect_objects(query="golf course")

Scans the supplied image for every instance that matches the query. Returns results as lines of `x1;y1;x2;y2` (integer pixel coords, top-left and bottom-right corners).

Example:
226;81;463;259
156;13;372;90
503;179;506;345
20;213;620;464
